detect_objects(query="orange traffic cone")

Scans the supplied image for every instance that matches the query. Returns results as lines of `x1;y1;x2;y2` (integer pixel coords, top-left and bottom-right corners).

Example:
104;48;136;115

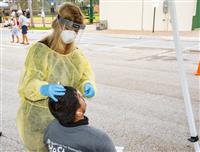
195;62;200;76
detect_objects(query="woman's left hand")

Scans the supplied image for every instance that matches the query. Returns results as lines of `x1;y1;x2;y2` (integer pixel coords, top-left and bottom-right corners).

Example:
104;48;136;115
84;83;95;98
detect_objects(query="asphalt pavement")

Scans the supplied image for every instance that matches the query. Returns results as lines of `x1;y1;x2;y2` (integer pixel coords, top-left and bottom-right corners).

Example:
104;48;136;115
0;27;199;152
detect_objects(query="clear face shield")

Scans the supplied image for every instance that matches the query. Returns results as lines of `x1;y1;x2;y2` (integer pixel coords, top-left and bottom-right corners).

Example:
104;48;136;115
57;15;86;45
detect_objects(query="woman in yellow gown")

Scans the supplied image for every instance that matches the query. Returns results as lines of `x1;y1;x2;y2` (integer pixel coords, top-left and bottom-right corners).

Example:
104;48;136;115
16;2;96;152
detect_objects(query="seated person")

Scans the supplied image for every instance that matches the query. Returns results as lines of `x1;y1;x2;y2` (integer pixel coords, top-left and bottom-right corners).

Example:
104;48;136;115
44;86;117;152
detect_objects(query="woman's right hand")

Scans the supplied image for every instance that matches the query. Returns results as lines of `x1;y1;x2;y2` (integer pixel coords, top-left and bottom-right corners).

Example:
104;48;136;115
40;84;66;102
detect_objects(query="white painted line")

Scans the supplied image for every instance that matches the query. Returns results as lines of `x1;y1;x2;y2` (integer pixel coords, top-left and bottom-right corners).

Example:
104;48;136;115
95;40;154;51
184;44;200;51
2;44;27;49
115;146;124;152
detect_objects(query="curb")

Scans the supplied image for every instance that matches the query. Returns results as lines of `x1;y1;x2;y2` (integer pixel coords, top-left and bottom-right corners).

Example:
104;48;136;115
1;27;199;42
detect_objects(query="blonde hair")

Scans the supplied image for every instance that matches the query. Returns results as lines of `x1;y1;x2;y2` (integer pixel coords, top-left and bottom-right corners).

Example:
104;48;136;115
40;2;84;53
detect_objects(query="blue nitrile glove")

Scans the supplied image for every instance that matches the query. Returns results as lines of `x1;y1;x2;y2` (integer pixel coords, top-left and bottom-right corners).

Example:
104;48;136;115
84;83;95;98
40;84;66;102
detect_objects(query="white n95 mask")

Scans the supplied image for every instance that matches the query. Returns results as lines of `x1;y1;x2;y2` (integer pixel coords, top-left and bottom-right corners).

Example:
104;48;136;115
57;15;86;45
60;30;77;44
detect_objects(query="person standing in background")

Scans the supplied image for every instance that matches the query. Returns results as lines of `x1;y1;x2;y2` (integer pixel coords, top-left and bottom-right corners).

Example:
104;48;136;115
10;11;20;43
17;10;29;45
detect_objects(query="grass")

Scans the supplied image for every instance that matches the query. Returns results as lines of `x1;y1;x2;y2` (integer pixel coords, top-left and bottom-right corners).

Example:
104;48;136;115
29;26;51;30
32;13;99;24
30;14;99;30
33;16;54;24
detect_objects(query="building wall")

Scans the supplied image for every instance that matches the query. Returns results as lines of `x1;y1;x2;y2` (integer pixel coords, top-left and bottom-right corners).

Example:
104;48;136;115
100;0;142;30
100;0;196;31
192;0;200;29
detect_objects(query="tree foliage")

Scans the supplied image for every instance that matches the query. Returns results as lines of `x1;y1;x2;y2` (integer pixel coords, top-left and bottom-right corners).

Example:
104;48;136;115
16;0;99;15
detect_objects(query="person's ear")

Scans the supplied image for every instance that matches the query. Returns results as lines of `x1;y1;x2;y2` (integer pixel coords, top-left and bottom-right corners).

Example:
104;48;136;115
76;109;83;117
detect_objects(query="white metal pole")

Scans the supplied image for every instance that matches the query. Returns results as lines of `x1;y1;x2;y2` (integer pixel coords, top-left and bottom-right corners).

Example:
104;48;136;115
141;0;144;31
168;0;200;151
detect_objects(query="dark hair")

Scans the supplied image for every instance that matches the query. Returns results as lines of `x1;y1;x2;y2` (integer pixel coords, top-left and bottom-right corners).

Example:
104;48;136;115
48;86;81;125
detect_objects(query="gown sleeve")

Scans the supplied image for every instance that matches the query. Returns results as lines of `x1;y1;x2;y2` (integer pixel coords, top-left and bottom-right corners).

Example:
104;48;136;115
77;50;96;96
18;43;48;102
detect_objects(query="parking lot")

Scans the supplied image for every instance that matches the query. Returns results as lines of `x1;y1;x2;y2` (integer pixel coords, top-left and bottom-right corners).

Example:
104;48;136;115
0;27;199;152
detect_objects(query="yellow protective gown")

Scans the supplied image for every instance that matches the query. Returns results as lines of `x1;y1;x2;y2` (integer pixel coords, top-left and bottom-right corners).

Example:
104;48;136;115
17;42;96;152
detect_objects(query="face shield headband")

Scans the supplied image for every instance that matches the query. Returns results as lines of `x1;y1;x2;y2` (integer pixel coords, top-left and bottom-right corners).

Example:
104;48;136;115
57;15;86;31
